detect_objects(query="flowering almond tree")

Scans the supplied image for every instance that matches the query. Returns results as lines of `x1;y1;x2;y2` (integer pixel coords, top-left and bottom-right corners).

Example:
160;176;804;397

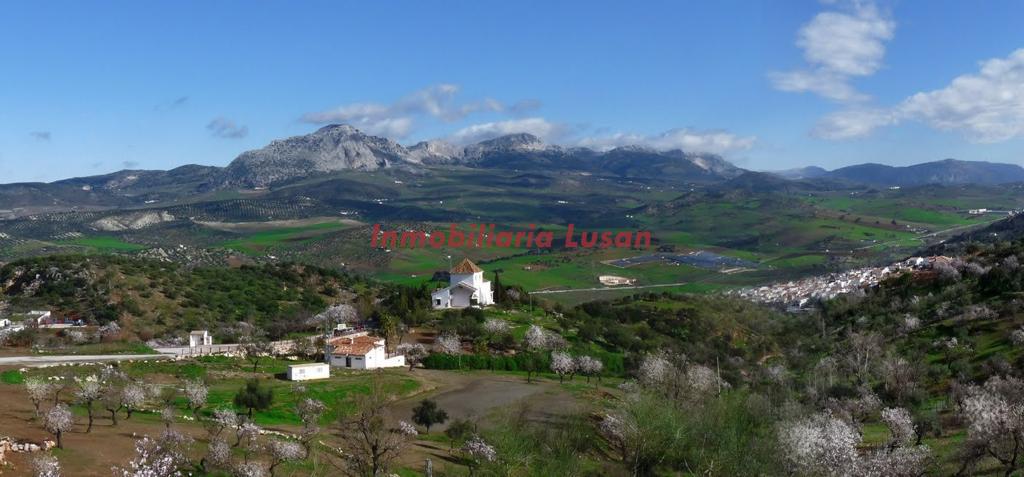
183;379;208;418
396;342;427;371
778;407;930;477
25;377;54;417
74;375;102;432
31;454;61;477
957;375;1024;476
267;440;305;476
576;355;603;383
43;404;74;449
462;435;497;476
550;351;575;383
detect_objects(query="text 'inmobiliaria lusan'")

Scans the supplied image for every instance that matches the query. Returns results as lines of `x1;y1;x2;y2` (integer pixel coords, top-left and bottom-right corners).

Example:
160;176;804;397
371;224;652;249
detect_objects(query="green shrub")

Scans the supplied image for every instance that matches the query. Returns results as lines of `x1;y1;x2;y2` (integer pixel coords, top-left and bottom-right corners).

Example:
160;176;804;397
1;370;25;385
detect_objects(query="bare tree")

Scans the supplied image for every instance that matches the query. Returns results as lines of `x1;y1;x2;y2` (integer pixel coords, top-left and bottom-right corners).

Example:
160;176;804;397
336;379;416;476
880;354;919;404
161;406;176;430
296;397;326;454
240;335;273;374
844;332;882;385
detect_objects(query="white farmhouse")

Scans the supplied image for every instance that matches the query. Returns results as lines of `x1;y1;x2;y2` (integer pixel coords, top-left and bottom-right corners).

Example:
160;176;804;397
328;332;405;369
287;363;330;381
189;330;213;347
431;258;494;309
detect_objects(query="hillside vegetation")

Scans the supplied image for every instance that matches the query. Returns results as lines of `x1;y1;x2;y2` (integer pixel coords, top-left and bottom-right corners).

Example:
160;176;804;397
0;255;367;340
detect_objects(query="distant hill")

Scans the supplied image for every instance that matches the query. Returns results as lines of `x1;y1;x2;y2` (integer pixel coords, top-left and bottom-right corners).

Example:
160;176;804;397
771;159;1024;187
771;166;828;180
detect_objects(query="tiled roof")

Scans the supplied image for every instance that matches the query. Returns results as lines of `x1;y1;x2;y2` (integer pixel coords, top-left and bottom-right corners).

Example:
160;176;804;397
451;258;483;274
329;335;382;356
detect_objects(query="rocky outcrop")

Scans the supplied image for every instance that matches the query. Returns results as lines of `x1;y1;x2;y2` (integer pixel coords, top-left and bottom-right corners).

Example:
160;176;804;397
92;211;176;231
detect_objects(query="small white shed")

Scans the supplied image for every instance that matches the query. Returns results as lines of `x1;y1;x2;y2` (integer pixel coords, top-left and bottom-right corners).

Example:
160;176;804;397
287;363;331;381
189;330;213;347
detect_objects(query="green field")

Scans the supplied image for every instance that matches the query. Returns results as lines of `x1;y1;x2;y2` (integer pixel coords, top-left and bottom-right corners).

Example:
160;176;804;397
219;221;355;255
61;236;146;251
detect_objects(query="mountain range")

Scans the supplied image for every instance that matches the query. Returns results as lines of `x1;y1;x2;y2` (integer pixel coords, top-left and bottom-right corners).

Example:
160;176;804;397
771;159;1024;186
2;124;1024;216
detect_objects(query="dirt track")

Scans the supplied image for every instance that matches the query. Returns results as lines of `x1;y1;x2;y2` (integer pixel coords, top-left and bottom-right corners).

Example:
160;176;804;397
389;370;580;431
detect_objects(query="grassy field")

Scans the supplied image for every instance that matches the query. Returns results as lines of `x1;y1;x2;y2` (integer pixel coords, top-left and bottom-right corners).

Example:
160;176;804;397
61;236;146;251
219;220;355;255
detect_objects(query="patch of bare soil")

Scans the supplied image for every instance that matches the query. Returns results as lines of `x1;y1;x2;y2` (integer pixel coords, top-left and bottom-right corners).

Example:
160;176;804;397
195;217;361;232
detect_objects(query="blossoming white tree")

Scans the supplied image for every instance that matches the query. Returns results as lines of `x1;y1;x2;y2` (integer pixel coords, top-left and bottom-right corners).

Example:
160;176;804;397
462;435;497;476
25;377;54;417
208;408;238;441
31;453;61;477
576;355;603;382
778;407;930;477
204;439;232;472
122;382;147;420
312;303;358;326
482;318;511;336
523;325;548;351
398;420;418;436
74;375;102;432
396;342;428;371
183;379;208;418
778;411;861;476
550;351;575;383
957;375;1024;476
267;440;306;476
436;331;461;355
43;403;73;449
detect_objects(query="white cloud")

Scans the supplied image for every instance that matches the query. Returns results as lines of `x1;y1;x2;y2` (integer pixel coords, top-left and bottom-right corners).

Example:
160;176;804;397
302;84;537;138
812;108;896;139
206;117;249;139
770;1;894;102
815;48;1024;142
576;128;756;155
448;118;755;155
897;49;1024;142
448;118;566;144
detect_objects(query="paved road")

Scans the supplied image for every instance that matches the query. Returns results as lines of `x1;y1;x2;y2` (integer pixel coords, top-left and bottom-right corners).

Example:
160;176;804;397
531;281;689;294
0;354;170;367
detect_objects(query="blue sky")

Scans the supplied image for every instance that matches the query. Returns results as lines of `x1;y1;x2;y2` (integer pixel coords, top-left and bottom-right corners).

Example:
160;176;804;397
2;0;1024;183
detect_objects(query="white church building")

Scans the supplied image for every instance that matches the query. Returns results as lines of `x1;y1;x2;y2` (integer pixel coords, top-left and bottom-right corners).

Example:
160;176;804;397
431;258;494;309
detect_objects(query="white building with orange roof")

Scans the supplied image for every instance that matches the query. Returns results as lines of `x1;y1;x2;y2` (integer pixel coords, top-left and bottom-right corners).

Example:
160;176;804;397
431;258;494;309
327;331;405;369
